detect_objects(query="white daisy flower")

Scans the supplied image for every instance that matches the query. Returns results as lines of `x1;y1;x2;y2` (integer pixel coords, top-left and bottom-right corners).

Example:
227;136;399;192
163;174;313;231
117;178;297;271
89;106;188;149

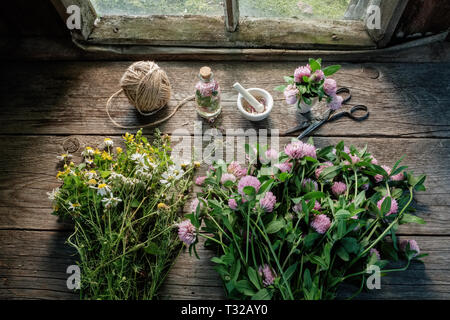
85;170;97;180
101;195;122;208
104;138;114;147
96;183;111;197
131;152;145;163
160;165;184;185
68;201;81;211
81;147;94;157
56;153;72;162
47;188;60;202
85;158;93;165
135;168;152;180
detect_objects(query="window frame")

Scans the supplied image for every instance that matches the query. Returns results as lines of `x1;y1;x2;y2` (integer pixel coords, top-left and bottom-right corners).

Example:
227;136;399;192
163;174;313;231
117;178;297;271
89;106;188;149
53;0;409;50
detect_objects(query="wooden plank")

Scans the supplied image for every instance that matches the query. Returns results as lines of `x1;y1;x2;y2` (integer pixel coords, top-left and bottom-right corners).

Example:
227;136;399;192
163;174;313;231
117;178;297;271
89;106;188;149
224;0;239;33
87;15;375;49
1;230;448;300
0;61;449;137
2;37;449;62
0;135;448;235
0;230;78;300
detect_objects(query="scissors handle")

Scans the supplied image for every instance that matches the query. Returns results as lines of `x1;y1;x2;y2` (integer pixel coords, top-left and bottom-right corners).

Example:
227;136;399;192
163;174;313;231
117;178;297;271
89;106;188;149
336;87;352;104
329;105;369;122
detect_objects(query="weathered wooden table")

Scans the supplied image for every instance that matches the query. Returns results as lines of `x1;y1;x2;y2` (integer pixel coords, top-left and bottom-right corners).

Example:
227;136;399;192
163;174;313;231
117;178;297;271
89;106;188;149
0;61;449;299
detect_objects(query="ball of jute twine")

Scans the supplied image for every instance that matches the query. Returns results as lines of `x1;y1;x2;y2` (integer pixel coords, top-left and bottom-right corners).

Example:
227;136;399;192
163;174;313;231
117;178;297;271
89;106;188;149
106;61;194;129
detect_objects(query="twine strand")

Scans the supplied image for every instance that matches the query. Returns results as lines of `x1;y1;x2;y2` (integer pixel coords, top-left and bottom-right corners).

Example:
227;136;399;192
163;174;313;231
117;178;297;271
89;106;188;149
106;61;194;129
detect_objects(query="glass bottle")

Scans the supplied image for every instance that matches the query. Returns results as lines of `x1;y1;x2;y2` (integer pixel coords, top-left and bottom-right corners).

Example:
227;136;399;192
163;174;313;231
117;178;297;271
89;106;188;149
194;66;221;120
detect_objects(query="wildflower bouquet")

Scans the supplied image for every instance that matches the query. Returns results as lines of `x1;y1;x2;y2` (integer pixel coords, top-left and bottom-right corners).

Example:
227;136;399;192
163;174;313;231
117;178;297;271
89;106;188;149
49;130;196;299
275;58;344;111
183;139;427;300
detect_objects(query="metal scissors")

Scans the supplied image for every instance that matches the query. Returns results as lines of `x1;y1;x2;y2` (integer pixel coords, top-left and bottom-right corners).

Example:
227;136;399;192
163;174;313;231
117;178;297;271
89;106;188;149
283;88;369;139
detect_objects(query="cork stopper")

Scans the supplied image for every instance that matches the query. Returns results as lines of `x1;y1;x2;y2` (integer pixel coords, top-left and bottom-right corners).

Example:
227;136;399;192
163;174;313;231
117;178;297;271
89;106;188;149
199;66;212;80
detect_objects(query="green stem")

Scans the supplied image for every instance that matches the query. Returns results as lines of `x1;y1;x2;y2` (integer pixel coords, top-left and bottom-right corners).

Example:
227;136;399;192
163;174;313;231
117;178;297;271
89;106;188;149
254;218;295;300
349;187;414;268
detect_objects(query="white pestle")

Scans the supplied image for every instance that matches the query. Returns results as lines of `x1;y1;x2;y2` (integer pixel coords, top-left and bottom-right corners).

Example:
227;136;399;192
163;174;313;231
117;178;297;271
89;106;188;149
233;82;265;113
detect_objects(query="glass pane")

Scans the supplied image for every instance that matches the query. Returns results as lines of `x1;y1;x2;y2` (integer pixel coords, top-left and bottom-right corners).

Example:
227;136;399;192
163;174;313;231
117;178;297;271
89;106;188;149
239;0;354;20
90;0;225;16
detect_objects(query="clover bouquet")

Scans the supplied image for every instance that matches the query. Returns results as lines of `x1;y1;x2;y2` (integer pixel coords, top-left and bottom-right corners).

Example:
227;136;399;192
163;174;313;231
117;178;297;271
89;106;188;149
48;129;196;299
275;58;343;113
181;139;427;300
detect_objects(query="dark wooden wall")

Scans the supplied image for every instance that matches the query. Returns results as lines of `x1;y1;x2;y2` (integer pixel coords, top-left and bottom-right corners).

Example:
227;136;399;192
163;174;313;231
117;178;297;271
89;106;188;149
0;0;68;37
0;0;448;60
394;0;450;42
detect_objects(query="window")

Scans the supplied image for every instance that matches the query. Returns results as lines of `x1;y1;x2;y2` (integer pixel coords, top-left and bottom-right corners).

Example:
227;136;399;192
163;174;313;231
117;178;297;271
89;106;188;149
55;0;409;50
90;0;225;16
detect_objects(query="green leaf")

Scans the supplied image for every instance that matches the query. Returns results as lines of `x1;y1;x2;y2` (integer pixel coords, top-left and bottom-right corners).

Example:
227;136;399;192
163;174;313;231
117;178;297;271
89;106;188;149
144;242;163;255
235;280;255;296
354;190;366;208
337;219;346;240
243;186;256;196
341;237;359;254
317;145;334;158
211;257;226;265
304;191;326;200
309;59;321;72
248;267;261;290
258;180;274;195
303;268;312;290
400;213;426;225
284;262;298;282
336;246;349;261
231;259;241;282
322;65;341;76
266;220;285;234
320;166;341;180
252;288;272;300
380;197;392;217
302;96;312;105
274;85;287;93
335;209;351;220
100;170;111;179
130;199;140;208
284;76;295;84
304;233;320;248
309;255;328;271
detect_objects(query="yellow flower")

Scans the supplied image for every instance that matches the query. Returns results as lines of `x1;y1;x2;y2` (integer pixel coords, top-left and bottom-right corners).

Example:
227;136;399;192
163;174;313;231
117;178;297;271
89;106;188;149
87;179;97;185
123;133;134;143
116;147;123;154
69;161;75;167
101;151;112;161
98;183;107;189
94;148;101;156
56;168;70;179
157;203;169;210
194;161;201;168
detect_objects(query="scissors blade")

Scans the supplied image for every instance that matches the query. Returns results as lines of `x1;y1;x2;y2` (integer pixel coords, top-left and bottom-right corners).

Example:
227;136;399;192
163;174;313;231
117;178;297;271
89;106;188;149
283;122;310;135
297;120;325;140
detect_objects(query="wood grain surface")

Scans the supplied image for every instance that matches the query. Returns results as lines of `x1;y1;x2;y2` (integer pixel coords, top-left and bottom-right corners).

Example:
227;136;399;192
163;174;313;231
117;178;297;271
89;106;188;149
0;60;449;300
